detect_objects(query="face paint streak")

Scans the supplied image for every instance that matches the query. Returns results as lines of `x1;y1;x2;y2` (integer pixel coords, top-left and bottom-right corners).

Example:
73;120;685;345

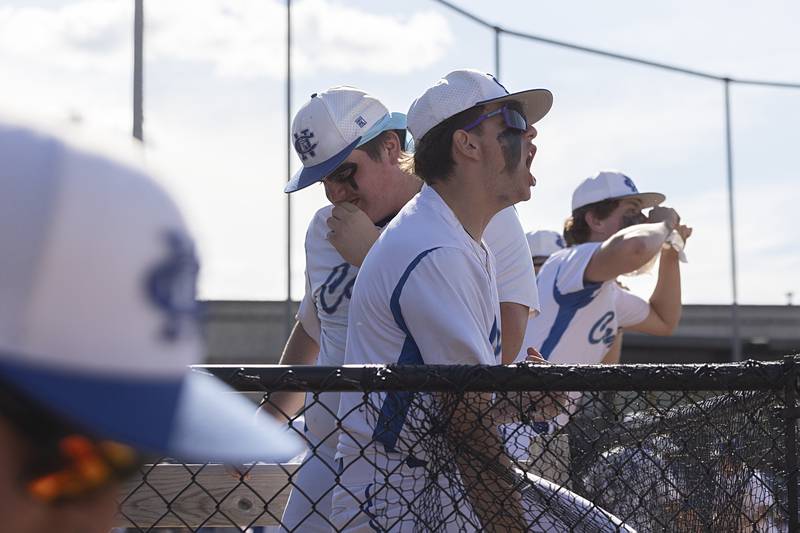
496;129;524;172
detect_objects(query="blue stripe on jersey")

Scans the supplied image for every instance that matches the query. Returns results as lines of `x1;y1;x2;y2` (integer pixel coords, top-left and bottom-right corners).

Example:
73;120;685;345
489;316;501;358
539;268;602;359
372;247;440;452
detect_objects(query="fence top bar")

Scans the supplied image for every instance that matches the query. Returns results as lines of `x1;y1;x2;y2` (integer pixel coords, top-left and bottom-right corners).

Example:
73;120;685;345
433;0;800;90
194;359;792;392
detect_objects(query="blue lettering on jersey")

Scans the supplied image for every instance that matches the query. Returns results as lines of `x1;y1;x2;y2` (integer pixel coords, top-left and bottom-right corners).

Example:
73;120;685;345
319;262;356;314
588;311;616;347
146;231;201;341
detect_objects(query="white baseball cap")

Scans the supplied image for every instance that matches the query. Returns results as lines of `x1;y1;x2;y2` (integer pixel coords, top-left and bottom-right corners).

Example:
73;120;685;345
285;86;407;193
407;69;553;143
571;171;665;212
0;120;303;463
526;230;566;258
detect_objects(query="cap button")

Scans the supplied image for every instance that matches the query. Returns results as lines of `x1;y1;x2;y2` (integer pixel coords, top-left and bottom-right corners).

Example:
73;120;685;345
310;93;318;98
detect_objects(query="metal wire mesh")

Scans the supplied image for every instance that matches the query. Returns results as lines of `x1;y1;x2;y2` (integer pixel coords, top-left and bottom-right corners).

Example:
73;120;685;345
116;357;800;532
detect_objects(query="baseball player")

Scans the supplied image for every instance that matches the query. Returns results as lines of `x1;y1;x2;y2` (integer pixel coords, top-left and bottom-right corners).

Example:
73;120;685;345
517;170;692;369
269;86;539;532
331;70;632;532
512;171;691;490
0;120;301;533
526;229;566;274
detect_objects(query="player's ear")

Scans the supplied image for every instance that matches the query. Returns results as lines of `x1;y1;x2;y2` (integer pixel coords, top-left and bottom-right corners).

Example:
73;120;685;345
382;131;401;164
584;209;604;233
451;130;478;161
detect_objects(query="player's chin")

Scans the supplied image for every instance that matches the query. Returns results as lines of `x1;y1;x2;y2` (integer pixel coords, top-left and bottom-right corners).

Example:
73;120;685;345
516;172;534;201
517;184;532;203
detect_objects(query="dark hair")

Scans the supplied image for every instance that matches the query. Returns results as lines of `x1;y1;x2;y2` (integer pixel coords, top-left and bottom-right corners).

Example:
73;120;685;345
563;198;620;245
412;105;486;185
357;129;407;162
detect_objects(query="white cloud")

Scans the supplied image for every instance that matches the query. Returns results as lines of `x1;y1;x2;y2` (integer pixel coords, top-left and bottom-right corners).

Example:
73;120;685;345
0;0;453;79
0;1;130;73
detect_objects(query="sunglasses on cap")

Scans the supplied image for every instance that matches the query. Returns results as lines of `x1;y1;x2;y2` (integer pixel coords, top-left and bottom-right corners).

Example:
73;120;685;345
462;105;529;133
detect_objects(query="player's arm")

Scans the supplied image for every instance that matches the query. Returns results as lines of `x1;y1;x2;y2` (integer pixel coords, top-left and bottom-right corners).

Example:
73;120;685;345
584;206;680;284
260;283;320;421
499;302;528;364
260;320;319;421
484;207;538;364
628;223;692;336
399;249;526;530
326;202;380;267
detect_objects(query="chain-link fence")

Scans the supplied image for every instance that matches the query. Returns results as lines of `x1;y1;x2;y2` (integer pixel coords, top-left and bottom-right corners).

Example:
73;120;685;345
116;357;800;532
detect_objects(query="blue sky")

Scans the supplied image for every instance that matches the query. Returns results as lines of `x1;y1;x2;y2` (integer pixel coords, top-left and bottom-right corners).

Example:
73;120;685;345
2;0;799;304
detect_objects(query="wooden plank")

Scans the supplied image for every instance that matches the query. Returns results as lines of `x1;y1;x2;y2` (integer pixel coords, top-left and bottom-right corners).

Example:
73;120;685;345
115;463;298;528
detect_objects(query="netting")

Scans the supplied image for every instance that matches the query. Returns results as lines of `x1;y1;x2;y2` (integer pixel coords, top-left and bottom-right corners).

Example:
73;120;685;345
115;359;800;532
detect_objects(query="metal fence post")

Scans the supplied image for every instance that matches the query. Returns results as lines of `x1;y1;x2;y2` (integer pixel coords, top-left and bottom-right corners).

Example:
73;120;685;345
784;355;798;531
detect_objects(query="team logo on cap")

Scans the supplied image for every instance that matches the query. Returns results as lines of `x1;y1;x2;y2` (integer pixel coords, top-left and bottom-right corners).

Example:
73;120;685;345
623;176;638;194
555;235;566;248
146;231;201;341
293;129;318;161
355;116;367;128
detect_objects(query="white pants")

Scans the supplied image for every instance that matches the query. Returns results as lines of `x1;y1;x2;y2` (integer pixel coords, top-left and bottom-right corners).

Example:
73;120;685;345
280;431;338;532
331;449;478;532
330;448;634;532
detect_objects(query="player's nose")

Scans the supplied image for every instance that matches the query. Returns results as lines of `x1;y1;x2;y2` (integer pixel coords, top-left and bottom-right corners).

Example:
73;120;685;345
323;180;348;203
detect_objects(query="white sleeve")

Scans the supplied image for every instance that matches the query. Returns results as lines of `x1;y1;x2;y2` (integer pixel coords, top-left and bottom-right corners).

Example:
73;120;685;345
398;248;497;366
295;273;321;344
613;284;651;328
484;206;539;313
554;242;602;295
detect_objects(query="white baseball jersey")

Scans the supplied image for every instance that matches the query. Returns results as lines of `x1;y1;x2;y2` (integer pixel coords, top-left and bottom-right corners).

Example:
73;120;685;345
295;198;536;440
483;205;539;315
516;242;650;364
336;185;503;458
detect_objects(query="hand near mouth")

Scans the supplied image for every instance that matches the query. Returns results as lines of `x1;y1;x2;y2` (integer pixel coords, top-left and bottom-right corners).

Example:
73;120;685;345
327;201;380;267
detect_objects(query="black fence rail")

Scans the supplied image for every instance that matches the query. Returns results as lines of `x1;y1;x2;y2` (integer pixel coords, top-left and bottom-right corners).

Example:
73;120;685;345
116;357;800;532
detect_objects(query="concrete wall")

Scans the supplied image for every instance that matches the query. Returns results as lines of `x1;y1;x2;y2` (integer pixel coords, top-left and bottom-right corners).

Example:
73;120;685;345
201;301;800;365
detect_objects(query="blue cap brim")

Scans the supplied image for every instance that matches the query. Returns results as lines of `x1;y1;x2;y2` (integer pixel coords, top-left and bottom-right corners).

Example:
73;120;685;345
0;355;304;463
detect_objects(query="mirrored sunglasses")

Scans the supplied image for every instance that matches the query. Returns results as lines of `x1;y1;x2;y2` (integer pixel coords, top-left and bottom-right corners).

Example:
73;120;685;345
462;105;528;133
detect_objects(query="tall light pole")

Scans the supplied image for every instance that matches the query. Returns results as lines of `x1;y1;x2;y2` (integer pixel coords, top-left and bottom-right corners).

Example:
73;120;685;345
133;0;143;142
724;79;742;361
285;0;293;340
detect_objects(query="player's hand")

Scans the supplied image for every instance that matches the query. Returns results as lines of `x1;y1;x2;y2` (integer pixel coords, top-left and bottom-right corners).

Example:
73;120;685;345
525;347;545;363
676;223;693;242
326;202;380;267
520;348;567;420
647;206;680;231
